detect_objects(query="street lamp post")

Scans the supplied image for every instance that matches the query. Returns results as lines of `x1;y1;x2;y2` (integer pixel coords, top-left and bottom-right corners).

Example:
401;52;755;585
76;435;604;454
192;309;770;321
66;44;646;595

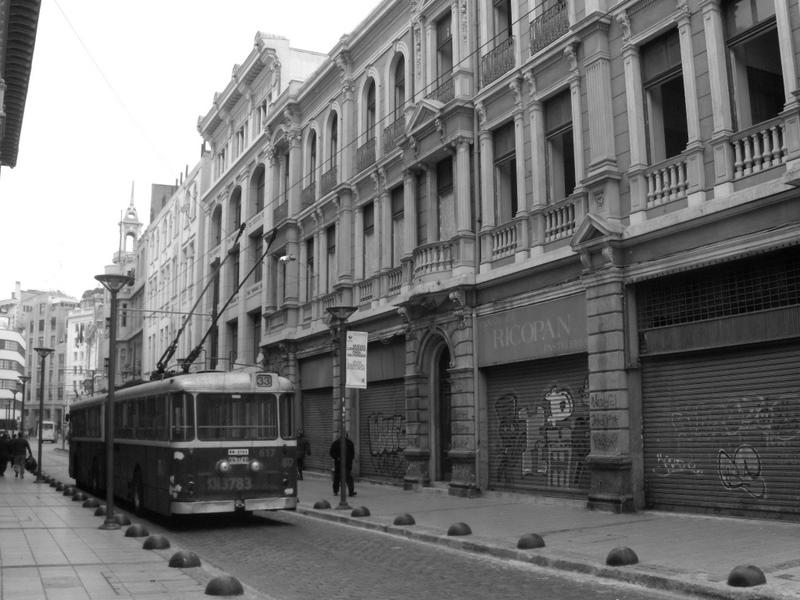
18;375;30;434
327;305;357;510
32;348;53;483
95;273;134;530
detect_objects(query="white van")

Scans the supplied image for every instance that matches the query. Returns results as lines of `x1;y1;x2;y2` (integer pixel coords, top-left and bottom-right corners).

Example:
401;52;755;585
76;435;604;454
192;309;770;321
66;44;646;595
39;420;56;443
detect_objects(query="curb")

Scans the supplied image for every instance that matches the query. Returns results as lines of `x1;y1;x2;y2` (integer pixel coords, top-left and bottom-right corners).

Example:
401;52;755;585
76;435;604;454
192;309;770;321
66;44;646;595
296;506;795;600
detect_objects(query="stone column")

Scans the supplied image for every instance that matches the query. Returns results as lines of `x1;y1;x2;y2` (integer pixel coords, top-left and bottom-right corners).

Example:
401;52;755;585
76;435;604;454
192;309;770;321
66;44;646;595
341;82;355;180
620;22;648;223
525;69;546;254
288;130;302;217
354;205;364;280
378;180;392;272
336;189;354;286
455;138;471;234
403;169;417;258
585;268;634;513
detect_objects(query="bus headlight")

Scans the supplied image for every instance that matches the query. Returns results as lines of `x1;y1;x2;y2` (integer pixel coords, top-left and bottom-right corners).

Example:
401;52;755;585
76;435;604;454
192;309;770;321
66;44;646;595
248;459;263;473
215;459;232;474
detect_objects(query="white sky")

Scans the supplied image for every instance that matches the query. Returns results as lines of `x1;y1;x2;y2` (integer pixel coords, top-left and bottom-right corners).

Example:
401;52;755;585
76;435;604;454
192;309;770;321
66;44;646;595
0;0;381;300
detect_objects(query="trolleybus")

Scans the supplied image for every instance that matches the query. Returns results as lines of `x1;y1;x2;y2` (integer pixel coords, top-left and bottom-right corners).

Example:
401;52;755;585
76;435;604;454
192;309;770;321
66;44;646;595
68;369;298;516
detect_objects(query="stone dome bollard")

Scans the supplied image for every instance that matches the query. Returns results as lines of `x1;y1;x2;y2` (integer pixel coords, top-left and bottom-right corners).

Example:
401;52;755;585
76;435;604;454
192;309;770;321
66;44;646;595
350;506;370;517
124;523;150;537
727;565;766;587
205;575;244;596
393;513;416;526
447;522;472;536
169;550;202;568
82;498;100;508
142;534;171;550
313;499;331;509
517;533;546;549
606;546;639;566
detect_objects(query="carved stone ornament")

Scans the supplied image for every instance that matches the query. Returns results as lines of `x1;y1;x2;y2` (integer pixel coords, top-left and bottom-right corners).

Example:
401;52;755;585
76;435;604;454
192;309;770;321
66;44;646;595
616;10;631;42
523;68;536;99
564;44;578;73
509;78;522;111
475;101;486;125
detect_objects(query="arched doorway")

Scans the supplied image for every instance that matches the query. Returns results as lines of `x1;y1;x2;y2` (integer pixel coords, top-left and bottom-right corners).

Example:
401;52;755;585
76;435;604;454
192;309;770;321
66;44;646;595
432;344;453;482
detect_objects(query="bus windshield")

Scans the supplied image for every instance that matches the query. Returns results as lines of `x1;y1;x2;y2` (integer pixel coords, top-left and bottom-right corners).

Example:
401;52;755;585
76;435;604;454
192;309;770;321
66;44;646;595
196;393;278;441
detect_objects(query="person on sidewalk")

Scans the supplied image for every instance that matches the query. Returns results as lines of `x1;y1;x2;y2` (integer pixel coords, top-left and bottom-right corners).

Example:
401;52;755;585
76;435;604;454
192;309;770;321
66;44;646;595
295;429;311;480
9;431;33;479
329;431;355;497
0;430;10;476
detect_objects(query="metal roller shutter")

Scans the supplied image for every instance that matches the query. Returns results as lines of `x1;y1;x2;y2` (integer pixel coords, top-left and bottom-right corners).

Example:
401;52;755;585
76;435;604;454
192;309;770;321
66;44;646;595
357;379;406;482
486;354;589;494
301;388;333;473
642;342;800;520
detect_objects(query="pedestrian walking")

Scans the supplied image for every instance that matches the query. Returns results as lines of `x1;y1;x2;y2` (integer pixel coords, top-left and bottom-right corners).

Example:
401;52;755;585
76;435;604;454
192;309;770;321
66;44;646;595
329;431;355;497
0;430;10;476
9;431;33;479
296;429;311;480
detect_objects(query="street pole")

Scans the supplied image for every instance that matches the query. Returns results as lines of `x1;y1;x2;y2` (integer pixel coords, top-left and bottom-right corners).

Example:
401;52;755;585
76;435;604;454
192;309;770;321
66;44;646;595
18;375;29;434
96;273;134;530
327;306;357;510
33;347;53;483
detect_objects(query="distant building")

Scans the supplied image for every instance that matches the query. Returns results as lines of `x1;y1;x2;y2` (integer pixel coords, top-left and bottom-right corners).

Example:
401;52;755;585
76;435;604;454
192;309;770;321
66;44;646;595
0;309;25;430
0;283;77;430
65;288;104;409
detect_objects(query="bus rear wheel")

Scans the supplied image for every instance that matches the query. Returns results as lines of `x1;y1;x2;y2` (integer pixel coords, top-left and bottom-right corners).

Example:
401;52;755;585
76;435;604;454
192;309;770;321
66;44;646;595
132;471;144;516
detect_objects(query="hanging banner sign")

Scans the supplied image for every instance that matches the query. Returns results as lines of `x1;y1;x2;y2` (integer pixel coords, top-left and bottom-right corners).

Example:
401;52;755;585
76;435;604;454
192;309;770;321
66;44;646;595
346;330;368;389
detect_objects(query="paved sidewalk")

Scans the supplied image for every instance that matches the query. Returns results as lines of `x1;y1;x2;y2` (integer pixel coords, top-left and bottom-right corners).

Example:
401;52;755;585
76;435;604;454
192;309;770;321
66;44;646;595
0;467;276;600
295;472;800;600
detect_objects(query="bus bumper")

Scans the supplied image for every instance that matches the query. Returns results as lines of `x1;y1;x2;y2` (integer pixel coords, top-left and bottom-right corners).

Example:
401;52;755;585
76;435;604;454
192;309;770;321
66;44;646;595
171;496;298;514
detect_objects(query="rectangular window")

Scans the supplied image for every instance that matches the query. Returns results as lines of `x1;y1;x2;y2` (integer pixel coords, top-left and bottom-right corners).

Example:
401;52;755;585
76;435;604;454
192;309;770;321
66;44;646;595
437;158;455;241
305;237;315;300
641;29;687;162
252;234;264;283
327;225;337;291
363;202;377;277
494;0;512;42
196;393;277;441
391;186;404;267
725;0;783;129
544;90;575;202
493;121;517;224
436;12;453;84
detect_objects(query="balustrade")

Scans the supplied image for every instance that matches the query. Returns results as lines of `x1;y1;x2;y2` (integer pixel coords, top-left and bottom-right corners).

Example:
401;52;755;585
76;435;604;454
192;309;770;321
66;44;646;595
646;155;689;208
481;38;515;88
731;116;787;179
383;116;406;154
301;183;315;209
386;266;403;294
320;166;337;196
413;240;453;276
489;221;518;259
543;196;577;243
356;137;376;173
530;1;569;54
427;77;454;103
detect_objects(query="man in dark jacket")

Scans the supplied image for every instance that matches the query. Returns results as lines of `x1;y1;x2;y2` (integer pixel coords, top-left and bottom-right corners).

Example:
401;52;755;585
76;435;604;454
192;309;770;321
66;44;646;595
9;431;33;479
0;431;9;476
329;432;355;497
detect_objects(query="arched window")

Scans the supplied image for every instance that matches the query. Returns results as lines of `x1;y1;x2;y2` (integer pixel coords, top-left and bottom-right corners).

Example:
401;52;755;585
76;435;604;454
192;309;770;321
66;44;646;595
308;130;317;185
394;56;405;121
211;205;222;247
366;80;376;141
330;112;339;169
252;165;265;215
229;187;242;230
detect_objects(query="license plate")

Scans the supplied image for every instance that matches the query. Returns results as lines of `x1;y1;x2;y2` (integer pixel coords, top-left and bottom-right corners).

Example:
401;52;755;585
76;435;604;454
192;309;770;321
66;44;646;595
207;477;252;491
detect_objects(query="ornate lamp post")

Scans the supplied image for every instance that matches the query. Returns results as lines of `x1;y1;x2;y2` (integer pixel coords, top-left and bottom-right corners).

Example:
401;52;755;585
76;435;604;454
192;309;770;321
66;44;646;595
326;305;357;510
32;347;53;483
17;375;30;433
95;273;134;530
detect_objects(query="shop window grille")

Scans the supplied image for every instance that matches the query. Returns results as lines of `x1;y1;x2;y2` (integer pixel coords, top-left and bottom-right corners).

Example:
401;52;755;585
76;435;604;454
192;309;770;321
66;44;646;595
637;247;800;329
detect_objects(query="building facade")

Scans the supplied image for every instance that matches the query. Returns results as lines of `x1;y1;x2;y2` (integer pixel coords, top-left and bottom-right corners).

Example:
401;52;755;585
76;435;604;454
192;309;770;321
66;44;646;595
0;310;25;430
126;0;800;521
65;288;105;408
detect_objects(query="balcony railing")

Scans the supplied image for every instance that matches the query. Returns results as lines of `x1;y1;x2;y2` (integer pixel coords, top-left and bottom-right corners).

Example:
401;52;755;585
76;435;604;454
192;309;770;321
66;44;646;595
646;155;689;208
489;221;518;259
427;76;455;103
356;137;376;173
387;266;403;294
730;116;787;180
530;1;569;54
320;166;337;196
383;116;406;154
413;240;453;276
301;182;316;209
481;38;515;88
357;277;375;305
543;195;578;243
273;202;288;223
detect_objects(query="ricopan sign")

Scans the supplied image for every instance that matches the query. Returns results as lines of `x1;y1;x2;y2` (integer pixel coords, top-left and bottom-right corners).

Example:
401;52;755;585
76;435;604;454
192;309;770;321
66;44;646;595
476;294;586;367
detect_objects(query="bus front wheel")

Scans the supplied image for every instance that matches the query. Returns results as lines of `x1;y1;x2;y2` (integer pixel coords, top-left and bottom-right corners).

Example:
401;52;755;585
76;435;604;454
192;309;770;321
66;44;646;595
132;471;144;516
